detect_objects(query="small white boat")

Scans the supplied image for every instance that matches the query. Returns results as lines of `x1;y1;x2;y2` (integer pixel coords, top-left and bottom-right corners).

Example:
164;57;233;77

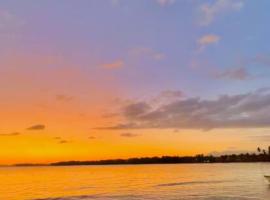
264;175;270;183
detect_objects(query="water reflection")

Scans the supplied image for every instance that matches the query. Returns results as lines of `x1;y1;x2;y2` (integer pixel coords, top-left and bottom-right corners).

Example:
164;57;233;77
0;163;269;200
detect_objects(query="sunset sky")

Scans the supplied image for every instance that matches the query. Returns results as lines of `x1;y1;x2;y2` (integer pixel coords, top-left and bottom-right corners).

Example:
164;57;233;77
1;0;270;164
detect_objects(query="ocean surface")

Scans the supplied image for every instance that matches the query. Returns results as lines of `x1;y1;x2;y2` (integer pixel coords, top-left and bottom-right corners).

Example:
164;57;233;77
1;163;270;200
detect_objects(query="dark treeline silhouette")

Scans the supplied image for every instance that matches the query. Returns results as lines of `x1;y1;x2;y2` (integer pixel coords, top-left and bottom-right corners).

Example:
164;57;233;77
50;146;270;166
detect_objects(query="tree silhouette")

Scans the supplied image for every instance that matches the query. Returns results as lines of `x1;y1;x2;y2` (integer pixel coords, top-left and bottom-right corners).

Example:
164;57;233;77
257;147;261;154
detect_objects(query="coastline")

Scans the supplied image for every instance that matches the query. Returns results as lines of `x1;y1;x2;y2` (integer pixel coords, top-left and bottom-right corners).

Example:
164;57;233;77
8;153;270;167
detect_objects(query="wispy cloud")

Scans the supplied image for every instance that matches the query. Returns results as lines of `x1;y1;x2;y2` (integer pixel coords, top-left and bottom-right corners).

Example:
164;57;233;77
130;47;166;61
153;53;166;60
56;94;73;102
26;124;45;131
0;132;20;136
99;88;270;130
254;54;270;67
120;132;139;137
242;54;270;68
88;136;96;139
59;140;69;144
53;137;70;144
157;90;183;99
199;0;244;26
152;90;184;106
214;67;251;80
197;34;220;51
101;60;124;69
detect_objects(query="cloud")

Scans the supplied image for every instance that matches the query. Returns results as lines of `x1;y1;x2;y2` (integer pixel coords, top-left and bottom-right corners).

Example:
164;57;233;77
254;54;270;66
247;54;270;67
155;90;183;100
0;132;20;136
123;102;152;119
130;47;166;61
210;54;270;81
101;60;124;69
198;34;220;45
99;88;270;130
59;140;68;144
153;53;166;60
88;136;96;139
52;137;70;143
96;123;138;130
56;94;73;102
199;0;244;26
26;124;45;130
120;132;139;137
214;67;251;80
198;34;220;51
156;0;175;6
152;90;184;106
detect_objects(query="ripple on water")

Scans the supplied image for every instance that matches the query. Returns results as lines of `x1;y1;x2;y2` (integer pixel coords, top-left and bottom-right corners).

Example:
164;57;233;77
155;180;232;187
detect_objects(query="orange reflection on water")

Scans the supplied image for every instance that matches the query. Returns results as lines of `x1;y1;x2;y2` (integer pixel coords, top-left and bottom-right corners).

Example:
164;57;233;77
1;163;270;200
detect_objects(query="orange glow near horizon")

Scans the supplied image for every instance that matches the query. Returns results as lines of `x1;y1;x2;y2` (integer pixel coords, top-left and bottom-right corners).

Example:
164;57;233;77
0;52;266;165
0;126;263;165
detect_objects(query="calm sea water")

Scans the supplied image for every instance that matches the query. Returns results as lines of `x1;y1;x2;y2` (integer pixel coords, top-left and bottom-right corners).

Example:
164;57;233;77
1;163;270;200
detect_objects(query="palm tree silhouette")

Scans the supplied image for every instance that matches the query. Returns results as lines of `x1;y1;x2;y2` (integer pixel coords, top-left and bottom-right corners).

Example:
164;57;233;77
257;147;261;154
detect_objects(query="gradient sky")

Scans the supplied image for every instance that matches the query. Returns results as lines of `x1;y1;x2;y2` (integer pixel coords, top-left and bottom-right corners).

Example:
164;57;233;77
1;0;270;164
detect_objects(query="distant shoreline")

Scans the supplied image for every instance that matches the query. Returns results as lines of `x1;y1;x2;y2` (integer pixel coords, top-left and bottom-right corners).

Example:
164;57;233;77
10;152;270;167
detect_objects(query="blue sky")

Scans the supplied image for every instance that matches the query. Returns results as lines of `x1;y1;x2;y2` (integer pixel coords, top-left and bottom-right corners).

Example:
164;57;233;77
1;0;270;100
